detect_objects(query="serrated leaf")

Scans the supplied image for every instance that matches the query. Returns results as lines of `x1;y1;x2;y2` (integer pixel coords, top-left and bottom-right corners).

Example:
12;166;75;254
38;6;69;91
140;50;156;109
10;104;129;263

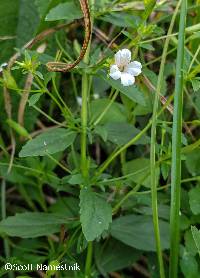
16;0;39;47
19;128;76;157
28;93;42;106
102;122;150;146
45;1;82;21
189;186;200;215
80;187;112;241
95;239;141;275
191;78;200;92
0;213;71;238
191;226;200;256
97;70;146;106
180;249;199;278
122;158;159;188
110;215;169;251
184;229;197;256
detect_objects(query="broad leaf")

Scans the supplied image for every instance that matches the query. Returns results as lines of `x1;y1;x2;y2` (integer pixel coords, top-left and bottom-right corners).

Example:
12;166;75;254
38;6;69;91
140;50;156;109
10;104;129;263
90;98;127;125
0;213;72;238
19;128;77;157
0;0;19;63
122;158;159;188
191;78;200;92
189;186;200;215
110;215;169;251
185;149;200;175
95;239;141;275
97;70;146;106
180;249;199;278
101;122;150;146
16;0;39;47
35;0;51;18
80;187;112;241
191;226;200;256
45;1;82;21
28;93;42;106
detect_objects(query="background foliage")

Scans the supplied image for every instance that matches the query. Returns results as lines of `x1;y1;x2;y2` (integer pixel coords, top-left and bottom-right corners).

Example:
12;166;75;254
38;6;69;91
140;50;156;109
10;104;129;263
0;0;200;277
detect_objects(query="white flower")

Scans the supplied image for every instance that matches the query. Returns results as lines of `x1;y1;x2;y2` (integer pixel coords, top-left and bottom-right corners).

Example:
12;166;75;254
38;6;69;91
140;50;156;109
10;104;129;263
0;62;7;73
109;49;142;87
76;96;82;106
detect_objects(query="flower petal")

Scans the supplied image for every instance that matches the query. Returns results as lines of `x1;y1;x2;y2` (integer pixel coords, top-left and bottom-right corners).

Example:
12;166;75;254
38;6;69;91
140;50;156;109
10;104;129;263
125;61;142;76
115;49;131;67
120;72;135;86
109;64;121;80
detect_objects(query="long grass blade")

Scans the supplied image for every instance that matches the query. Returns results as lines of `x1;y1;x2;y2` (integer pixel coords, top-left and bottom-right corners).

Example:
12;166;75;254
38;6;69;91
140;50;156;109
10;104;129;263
169;0;187;277
150;1;182;277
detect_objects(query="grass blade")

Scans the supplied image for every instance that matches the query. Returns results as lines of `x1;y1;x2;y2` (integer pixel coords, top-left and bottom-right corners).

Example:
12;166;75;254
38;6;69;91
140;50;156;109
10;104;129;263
150;1;182;277
169;0;187;277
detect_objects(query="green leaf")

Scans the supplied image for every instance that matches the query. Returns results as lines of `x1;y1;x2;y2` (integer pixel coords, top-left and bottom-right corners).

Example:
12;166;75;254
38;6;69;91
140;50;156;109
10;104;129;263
97;70;146;106
0;213;71;238
143;68;166;95
3;69;18;90
6;119;30;138
184;229;197;256
180;249;199;278
90;98;127;125
110;215;169;251
46;260;60;277
102;122;150;146
45;1;82;21
122;158;159;188
185;149;200;175
16;0;39;47
49;197;79;218
80;187;112;241
95;239;141;275
191;78;200;92
28;93;42;106
191;226;200;256
100;13;140;28
19;128;77;157
139;43;155;51
0;0;19;63
189;185;200;215
35;0;51;18
143;0;156;20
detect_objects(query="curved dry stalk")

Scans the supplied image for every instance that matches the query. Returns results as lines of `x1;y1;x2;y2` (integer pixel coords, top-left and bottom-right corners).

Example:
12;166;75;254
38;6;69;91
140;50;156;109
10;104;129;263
2;22;74;168
46;0;91;72
17;73;33;127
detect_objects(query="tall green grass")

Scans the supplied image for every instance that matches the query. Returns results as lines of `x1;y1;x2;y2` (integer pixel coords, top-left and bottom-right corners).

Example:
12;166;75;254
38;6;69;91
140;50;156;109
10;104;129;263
169;0;187;277
150;1;182;277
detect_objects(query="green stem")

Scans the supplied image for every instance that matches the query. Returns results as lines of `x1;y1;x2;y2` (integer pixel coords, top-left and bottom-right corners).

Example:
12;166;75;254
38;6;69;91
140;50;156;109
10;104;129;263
85;241;93;277
96;121;151;179
52;75;73;118
112;174;148;214
35;75;67;119
45;153;71;173
81;72;89;178
150;1;182;277
32;104;65;126
1;179;14;278
92;90;119;126
169;1;187;277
